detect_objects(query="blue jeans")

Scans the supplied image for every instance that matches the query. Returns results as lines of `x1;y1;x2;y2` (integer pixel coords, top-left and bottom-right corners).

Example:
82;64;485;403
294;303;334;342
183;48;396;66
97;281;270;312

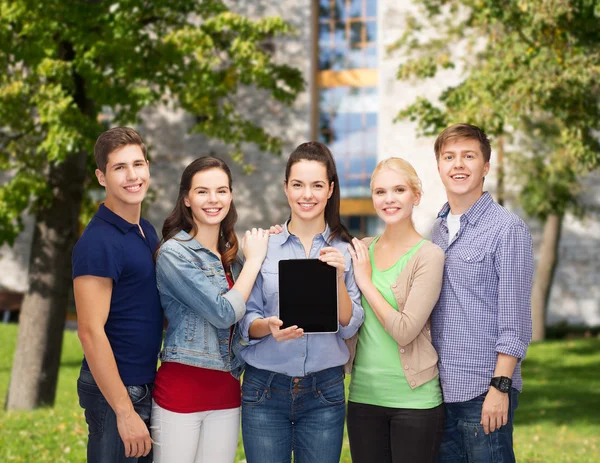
77;367;153;463
437;388;519;463
241;365;346;463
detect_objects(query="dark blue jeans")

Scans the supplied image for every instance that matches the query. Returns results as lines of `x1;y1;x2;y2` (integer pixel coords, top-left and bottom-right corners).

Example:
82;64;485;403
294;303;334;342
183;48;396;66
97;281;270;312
437;388;519;463
77;368;153;463
241;365;346;463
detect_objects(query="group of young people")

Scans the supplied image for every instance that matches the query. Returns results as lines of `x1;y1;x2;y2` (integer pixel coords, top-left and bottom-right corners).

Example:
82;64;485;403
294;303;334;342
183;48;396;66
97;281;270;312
73;123;533;463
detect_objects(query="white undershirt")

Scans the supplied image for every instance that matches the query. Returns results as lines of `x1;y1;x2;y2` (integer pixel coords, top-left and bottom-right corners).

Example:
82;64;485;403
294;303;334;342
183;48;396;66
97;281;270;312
447;211;462;245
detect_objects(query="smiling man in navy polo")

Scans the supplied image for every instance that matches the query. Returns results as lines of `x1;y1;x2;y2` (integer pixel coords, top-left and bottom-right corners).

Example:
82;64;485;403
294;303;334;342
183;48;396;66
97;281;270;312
72;127;163;462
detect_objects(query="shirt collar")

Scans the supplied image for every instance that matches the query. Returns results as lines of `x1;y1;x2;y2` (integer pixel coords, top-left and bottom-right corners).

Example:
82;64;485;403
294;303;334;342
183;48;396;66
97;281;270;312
280;220;333;246
96;203;138;234
437;192;493;225
173;230;204;251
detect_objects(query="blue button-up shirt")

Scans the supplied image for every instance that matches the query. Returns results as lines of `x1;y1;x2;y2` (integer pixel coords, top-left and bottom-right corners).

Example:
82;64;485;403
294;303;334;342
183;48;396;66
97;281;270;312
238;222;364;377
431;192;533;403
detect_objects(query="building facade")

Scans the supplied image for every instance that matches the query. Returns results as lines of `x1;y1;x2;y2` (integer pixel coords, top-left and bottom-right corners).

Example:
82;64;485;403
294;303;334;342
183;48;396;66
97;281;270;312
1;0;598;326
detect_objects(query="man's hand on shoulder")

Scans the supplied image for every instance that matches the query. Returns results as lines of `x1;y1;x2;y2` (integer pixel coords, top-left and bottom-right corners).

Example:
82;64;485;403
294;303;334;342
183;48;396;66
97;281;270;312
480;387;508;434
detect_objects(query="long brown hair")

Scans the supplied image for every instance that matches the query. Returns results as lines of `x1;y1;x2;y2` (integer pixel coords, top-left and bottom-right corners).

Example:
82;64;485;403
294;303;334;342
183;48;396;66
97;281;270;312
160;157;239;269
284;141;352;244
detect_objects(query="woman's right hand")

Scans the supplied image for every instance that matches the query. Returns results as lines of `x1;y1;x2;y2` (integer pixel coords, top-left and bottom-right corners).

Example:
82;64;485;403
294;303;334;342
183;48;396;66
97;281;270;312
266;316;304;342
348;237;372;289
241;228;269;263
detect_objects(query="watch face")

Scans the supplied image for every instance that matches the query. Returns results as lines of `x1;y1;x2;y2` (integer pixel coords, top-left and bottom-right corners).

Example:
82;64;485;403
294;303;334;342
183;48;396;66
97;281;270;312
499;377;511;392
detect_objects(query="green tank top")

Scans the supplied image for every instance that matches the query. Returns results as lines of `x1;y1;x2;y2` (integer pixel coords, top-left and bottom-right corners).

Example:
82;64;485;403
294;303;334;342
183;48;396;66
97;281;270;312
348;237;442;409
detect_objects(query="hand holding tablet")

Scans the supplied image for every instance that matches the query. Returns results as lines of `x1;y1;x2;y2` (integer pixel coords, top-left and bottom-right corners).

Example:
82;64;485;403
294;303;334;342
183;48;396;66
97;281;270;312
264;316;304;342
278;259;339;334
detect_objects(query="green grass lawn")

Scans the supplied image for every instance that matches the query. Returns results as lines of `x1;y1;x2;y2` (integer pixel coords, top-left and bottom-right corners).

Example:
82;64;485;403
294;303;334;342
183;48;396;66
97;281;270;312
1;323;598;462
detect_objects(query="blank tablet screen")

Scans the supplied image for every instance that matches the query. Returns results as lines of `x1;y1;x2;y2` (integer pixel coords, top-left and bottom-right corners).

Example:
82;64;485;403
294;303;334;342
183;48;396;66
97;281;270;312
278;259;338;333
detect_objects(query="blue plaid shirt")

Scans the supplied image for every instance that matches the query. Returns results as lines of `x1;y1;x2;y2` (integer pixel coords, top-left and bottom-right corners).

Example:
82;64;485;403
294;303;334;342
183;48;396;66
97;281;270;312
431;192;533;403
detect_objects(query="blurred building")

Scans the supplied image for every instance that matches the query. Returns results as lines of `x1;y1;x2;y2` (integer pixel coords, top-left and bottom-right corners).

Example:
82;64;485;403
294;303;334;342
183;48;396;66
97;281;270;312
1;0;598;327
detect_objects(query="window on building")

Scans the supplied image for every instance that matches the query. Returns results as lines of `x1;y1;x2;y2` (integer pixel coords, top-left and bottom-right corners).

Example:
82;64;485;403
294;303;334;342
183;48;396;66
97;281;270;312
314;0;378;234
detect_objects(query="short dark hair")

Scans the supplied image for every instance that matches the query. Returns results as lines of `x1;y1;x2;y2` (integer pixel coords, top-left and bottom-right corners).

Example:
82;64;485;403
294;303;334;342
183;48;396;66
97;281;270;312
434;123;491;163
94;127;147;173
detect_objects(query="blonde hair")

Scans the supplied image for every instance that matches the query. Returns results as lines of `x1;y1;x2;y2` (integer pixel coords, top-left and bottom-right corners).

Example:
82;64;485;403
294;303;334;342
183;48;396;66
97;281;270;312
370;157;423;197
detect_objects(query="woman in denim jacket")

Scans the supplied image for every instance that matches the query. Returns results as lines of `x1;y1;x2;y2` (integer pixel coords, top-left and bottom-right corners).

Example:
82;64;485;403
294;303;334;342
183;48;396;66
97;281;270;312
151;157;269;463
237;142;364;463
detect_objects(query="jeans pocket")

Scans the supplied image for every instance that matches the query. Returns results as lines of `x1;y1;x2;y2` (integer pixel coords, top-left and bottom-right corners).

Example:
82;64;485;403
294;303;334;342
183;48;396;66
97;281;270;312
462;420;495;463
241;379;268;406
127;384;150;405
78;381;109;435
317;376;345;406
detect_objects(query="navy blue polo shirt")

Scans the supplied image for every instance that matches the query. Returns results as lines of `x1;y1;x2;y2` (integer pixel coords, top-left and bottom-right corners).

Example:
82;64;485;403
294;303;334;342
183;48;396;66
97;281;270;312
72;204;163;386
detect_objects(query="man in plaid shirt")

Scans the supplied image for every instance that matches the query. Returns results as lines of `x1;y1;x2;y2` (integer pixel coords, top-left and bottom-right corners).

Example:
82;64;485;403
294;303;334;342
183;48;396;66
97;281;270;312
430;124;534;462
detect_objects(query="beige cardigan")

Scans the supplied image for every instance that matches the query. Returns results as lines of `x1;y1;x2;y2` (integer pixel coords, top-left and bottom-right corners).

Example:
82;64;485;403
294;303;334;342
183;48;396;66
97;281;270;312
344;237;445;390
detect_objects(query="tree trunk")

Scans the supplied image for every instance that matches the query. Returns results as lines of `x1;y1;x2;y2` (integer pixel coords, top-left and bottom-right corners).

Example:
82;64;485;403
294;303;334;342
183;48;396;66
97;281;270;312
6;39;93;409
6;150;88;409
531;214;563;342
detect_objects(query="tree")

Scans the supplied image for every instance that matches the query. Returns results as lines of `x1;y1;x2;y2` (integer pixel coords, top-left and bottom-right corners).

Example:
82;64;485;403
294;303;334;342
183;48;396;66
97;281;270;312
1;0;303;410
391;0;600;340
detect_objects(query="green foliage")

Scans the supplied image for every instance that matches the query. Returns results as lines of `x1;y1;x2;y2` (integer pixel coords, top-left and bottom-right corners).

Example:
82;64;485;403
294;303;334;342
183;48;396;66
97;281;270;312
391;0;600;220
1;324;598;462
0;0;304;245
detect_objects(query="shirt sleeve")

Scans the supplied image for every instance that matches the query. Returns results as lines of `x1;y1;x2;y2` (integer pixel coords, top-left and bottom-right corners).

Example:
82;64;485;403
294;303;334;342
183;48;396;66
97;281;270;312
156;249;244;328
494;223;534;359
337;256;365;340
238;271;267;345
385;246;445;346
72;232;124;283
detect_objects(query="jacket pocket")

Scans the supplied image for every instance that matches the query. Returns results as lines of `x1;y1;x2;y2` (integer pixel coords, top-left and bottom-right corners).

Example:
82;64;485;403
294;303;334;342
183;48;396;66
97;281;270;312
185;311;197;342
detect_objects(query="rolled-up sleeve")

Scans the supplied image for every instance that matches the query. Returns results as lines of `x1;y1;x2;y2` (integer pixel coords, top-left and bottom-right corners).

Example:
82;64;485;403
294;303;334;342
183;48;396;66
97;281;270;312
337;259;364;340
494;223;534;359
239;271;266;345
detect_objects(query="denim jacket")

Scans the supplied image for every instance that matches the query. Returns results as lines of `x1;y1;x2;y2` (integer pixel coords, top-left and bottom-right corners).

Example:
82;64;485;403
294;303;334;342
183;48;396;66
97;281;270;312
155;230;246;377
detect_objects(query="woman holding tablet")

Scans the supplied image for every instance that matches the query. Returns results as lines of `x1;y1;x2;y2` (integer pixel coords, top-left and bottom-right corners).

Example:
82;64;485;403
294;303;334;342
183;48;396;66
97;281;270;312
237;142;364;463
151;157;269;463
346;158;445;463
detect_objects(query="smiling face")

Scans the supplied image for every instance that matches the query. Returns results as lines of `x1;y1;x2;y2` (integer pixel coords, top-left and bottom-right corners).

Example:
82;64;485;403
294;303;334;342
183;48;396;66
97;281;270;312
437;138;490;205
372;168;421;226
284;160;333;224
184;168;232;230
96;144;150;209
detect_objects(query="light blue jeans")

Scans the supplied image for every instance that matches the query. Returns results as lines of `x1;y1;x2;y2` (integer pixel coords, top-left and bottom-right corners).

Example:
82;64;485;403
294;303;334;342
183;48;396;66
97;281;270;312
241;364;346;463
437;388;519;463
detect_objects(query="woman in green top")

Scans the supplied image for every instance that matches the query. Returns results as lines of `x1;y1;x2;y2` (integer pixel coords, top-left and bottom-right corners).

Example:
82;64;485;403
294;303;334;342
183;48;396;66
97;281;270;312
346;158;445;463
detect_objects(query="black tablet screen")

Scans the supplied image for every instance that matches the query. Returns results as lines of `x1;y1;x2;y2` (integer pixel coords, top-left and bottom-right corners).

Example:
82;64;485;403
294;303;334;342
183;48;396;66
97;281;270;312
278;259;338;333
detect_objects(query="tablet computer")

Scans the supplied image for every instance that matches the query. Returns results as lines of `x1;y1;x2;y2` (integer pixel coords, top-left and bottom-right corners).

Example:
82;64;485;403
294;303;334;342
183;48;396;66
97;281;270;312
278;259;338;334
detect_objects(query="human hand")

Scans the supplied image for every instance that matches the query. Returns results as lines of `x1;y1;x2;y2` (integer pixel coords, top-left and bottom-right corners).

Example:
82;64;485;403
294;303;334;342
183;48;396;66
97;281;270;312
268;224;284;235
480;387;509;434
318;247;347;278
116;409;152;458
241;228;270;263
348;238;372;288
266;316;304;342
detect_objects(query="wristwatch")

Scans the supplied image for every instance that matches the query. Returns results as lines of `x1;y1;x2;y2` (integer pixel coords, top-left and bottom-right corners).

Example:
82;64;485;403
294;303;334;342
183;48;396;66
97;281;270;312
490;376;512;393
